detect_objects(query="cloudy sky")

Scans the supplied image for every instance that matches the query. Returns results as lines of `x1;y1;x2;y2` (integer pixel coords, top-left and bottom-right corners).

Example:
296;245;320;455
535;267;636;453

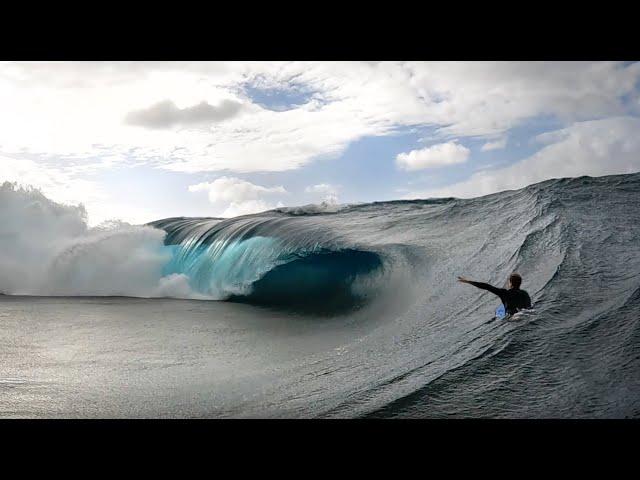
1;61;639;225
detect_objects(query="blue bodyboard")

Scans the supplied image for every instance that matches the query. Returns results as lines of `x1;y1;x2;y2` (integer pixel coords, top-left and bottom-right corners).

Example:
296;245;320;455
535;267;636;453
495;304;507;319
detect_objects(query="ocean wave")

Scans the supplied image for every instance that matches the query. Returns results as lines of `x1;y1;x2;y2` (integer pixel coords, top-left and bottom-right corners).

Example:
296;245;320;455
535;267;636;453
2;173;640;417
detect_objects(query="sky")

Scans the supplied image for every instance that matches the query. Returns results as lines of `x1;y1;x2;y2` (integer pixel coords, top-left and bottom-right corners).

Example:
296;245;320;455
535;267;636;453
1;61;639;226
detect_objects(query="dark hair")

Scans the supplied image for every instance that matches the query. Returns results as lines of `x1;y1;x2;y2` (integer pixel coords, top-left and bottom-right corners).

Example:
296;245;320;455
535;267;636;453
509;273;522;289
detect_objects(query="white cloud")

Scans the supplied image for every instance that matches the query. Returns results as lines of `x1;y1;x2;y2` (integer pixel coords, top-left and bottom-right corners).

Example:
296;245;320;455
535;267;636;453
407;117;640;199
305;183;338;194
481;137;507;151
0;61;638;176
404;61;640;137
396;141;470;171
188;176;287;217
189;176;286;203
221;199;283;217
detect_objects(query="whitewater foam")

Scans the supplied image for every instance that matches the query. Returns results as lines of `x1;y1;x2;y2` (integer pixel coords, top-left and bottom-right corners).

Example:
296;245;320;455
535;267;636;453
0;182;202;299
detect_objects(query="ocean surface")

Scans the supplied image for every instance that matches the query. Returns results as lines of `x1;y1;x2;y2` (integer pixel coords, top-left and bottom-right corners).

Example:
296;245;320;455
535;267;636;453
1;173;640;418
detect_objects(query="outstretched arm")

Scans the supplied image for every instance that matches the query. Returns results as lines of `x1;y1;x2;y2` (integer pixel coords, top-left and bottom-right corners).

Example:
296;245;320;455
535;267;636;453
458;276;504;297
523;291;532;309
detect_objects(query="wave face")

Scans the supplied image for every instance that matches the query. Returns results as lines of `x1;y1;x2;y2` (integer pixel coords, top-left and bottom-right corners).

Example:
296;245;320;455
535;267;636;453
146;174;639;417
2;173;640;417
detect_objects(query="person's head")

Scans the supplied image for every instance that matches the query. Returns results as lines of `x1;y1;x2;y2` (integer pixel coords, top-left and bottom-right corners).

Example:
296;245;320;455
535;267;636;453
509;273;522;289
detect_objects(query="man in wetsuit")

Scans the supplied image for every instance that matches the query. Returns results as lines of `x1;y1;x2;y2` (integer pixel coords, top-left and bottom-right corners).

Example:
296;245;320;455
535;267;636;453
458;272;532;315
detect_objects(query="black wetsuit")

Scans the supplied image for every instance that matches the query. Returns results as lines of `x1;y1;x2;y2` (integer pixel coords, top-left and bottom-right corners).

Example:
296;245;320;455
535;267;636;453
468;281;532;315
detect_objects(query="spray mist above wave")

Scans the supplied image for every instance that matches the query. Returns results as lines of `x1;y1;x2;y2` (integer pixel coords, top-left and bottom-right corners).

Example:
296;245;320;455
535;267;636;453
272;199;349;216
0;182;197;298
